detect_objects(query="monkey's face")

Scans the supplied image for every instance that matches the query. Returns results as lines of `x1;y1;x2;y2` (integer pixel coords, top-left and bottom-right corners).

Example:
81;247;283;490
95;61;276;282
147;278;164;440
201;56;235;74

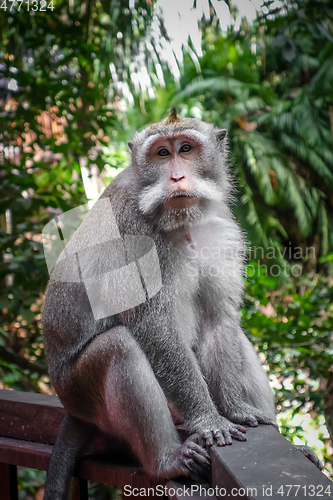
136;131;224;232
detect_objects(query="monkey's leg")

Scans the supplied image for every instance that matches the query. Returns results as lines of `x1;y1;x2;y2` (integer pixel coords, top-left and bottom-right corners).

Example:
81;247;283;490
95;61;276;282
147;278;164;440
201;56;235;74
61;326;210;482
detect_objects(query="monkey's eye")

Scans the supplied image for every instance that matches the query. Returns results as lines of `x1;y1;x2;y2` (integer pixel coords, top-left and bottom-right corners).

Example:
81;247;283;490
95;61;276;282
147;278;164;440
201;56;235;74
180;144;191;153
157;148;170;157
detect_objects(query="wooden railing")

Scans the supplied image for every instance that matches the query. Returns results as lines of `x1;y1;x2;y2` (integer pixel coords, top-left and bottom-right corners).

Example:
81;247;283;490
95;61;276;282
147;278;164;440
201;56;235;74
0;389;331;499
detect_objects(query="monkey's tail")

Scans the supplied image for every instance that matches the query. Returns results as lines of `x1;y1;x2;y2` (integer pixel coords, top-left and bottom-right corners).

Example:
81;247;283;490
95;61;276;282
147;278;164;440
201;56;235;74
44;413;92;500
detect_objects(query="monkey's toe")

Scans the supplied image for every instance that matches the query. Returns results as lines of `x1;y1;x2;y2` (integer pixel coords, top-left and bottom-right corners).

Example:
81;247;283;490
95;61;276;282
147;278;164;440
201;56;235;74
295;445;324;470
161;437;211;481
183;442;210;465
228;405;278;430
186;433;206;448
256;416;279;430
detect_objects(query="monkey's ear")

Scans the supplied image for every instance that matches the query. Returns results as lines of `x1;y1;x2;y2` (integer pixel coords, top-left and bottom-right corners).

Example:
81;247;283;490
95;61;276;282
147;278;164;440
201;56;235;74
128;141;133;151
216;129;228;143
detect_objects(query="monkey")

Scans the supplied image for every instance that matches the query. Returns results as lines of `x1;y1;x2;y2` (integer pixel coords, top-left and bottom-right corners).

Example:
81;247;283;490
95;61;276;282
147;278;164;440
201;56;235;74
41;109;322;499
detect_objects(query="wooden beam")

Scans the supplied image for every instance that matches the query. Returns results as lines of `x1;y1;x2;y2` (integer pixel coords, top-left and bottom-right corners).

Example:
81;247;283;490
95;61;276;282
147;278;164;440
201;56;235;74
1;390;331;499
211;425;332;499
0;437;163;489
0;389;117;454
0;389;64;445
0;437;51;471
0;390;188;454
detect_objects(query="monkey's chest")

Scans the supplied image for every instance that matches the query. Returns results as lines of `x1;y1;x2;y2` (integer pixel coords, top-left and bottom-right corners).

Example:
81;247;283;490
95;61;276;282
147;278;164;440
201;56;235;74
169;257;218;347
164;257;200;348
159;239;228;347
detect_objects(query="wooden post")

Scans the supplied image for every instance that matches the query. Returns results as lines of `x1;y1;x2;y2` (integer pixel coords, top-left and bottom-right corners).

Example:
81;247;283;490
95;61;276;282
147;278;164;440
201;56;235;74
72;477;89;500
0;462;18;500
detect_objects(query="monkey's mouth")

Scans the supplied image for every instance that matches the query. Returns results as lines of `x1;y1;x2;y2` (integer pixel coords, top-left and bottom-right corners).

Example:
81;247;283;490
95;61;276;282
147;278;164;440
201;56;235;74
163;193;198;210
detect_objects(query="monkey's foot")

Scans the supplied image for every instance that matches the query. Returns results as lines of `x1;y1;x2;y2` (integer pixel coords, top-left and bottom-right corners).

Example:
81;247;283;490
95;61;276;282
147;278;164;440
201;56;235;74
227;405;279;430
160;434;210;482
295;445;324;470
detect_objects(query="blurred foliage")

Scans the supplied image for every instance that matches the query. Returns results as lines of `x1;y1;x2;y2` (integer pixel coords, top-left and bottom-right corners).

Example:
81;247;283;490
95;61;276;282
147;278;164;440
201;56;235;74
244;263;333;407
17;468;46;500
88;482;122;500
243;262;333;471
0;0;153;392
0;0;333;496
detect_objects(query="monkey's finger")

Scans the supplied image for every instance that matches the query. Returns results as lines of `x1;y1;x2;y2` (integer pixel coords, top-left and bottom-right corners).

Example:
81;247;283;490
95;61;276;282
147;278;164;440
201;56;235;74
220;430;232;446
229;428;247;441
234;424;247;433
212;429;226;446
245;416;259;427
202;430;214;447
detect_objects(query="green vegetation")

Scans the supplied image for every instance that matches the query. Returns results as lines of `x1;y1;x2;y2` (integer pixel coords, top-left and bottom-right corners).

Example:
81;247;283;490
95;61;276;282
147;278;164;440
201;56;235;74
0;0;332;495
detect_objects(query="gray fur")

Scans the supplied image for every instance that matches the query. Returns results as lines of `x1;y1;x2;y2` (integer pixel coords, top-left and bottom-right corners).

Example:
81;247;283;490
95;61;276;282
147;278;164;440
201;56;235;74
42;113;280;499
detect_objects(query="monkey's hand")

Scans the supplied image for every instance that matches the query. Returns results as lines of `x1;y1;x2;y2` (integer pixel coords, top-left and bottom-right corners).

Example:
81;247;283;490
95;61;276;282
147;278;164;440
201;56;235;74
189;414;247;447
226;404;279;430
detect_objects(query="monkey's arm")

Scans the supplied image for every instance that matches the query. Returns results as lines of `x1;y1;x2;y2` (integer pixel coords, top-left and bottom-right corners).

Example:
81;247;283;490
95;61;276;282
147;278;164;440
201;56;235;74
132;312;247;447
197;299;277;429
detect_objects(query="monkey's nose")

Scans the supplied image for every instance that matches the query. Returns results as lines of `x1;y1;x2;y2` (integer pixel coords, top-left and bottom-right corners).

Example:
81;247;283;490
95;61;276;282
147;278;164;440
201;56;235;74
171;171;185;182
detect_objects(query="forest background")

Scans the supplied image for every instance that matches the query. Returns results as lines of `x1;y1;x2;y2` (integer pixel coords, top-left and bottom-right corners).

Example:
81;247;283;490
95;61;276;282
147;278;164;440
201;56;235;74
0;0;333;497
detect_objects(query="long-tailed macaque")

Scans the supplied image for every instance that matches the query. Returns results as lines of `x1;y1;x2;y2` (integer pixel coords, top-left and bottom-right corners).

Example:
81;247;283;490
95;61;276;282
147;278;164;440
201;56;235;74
41;110;322;499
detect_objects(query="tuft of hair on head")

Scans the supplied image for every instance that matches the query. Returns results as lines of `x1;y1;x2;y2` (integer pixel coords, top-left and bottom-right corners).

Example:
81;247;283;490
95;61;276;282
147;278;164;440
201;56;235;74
163;108;181;124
